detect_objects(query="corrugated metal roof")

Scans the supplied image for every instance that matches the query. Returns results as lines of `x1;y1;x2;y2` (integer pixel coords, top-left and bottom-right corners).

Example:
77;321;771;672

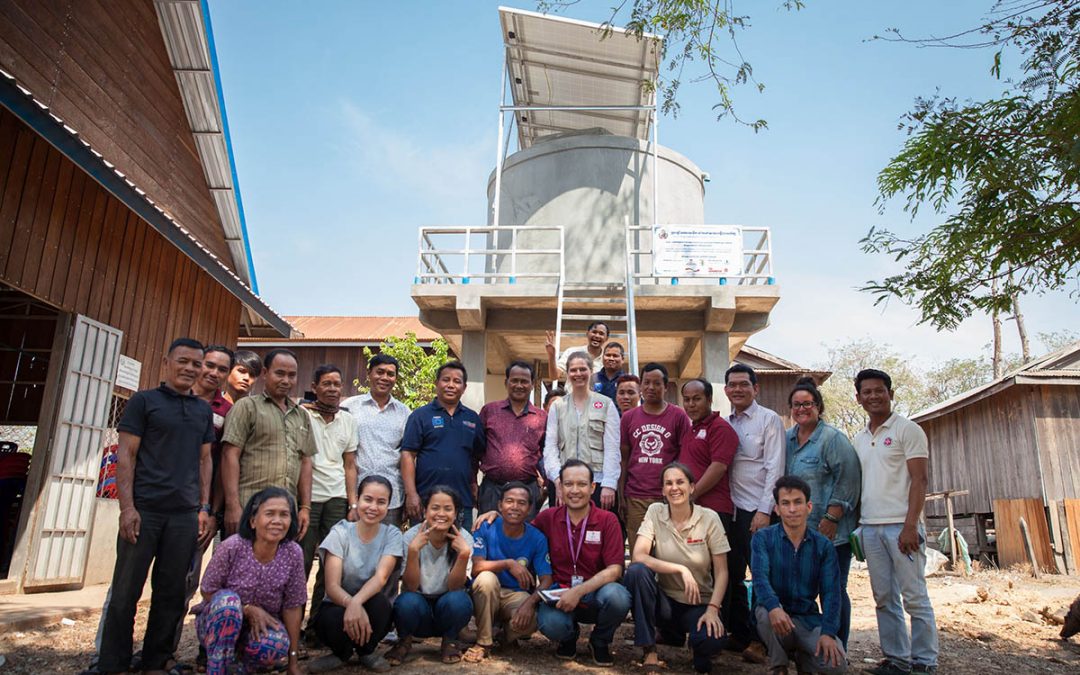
239;316;440;344
500;6;660;149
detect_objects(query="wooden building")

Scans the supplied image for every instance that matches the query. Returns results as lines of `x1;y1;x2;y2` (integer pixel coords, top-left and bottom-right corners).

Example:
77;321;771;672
0;0;290;592
913;342;1080;574
733;345;831;425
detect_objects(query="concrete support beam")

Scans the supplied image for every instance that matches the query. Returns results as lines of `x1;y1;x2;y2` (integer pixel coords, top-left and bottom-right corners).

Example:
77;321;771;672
705;296;736;332
460;331;486;411
456;293;485;331
702;331;731;415
677;337;700;379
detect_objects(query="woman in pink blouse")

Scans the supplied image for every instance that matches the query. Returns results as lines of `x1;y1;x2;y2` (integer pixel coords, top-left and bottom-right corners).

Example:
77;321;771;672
196;487;307;675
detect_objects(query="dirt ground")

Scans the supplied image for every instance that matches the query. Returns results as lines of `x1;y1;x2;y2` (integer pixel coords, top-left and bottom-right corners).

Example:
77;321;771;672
2;565;1079;674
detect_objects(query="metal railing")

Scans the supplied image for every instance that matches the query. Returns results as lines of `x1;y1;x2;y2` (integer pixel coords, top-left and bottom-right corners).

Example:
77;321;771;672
627;225;775;285
414;225;565;285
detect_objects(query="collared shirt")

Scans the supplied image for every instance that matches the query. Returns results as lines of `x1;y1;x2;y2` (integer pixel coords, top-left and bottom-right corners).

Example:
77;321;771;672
681;412;740;516
401;399;486;509
854;413;928;525
533;504;624;587
304;406;359;503
751;524;841;638
728;400;786;514
556;345;604;375
118;383;215;512
786;421;862;546
637;502;731;604
341;393;409;510
221;393;318;507
472;516;552;592
592;369;624;401
479;399;547;483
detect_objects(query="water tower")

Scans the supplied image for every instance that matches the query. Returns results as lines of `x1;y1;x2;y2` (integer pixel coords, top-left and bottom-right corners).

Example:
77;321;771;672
411;7;779;409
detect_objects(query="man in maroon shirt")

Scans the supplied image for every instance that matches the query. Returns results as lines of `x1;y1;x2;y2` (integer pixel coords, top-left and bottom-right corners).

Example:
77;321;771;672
478;361;547;520
679;378;739;518
533;459;630;667
620;363;692;553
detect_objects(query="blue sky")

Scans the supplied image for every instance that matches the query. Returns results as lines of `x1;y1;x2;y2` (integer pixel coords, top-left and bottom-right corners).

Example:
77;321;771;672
207;0;1078;369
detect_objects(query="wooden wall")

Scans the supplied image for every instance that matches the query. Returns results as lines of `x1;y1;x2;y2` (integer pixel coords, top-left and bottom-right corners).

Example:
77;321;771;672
919;386;1043;516
756;372;809;427
1030;384;1080;503
0;107;240;390
0;0;231;265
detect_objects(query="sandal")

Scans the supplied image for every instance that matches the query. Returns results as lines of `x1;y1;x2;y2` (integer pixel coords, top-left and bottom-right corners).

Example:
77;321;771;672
385;638;412;666
440;639;463;664
641;648;666;668
462;644;491;663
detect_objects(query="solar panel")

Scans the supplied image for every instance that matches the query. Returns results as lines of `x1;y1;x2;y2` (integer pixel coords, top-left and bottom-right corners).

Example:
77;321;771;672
498;6;662;149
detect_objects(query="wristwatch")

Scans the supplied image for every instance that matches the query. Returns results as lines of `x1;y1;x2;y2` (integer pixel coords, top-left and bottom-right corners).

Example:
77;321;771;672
823;511;840;523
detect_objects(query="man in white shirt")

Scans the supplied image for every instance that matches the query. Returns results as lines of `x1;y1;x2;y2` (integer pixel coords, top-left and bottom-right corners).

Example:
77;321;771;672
300;364;358;636
854;369;938;675
544;321;609;382
340;353;410;526
724;363;785;663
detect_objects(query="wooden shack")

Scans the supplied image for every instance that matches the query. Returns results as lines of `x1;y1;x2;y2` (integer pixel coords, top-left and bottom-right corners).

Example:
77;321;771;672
913;342;1080;574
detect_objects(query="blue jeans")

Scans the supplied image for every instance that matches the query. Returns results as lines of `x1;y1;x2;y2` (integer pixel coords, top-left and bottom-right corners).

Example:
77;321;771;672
862;523;939;668
393;590;474;640
536;582;631;647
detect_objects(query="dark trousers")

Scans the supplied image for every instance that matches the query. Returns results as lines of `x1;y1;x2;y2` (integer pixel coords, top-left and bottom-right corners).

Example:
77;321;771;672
97;509;198;672
315;594;393;660
624;563;727;673
301;497;350;627
478;477;541;521
719;509;757;648
836;542;852;649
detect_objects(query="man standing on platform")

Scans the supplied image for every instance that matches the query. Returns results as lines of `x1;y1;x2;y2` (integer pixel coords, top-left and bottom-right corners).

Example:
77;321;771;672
854;369;939;675
477;361;547;520
96;338;215;675
724;363;785;664
401;360;486;529
221;348;317;538
592;342;626;403
544;321;609;382
341;353;410;526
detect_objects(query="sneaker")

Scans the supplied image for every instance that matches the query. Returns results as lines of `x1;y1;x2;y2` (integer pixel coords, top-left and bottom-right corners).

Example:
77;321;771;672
556;639;577;660
358;653;392;673
912;665;938;674
867;659;913;675
307;654;345;673
740;642;768;664
589;640;614;667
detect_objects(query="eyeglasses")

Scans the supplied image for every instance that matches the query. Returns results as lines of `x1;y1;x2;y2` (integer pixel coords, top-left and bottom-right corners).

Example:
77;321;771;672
791;401;817;409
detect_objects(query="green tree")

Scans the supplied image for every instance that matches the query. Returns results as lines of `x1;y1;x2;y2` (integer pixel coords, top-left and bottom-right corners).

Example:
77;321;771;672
1038;328;1080;352
863;0;1080;330
539;0;804;130
924;357;994;404
353;332;450;410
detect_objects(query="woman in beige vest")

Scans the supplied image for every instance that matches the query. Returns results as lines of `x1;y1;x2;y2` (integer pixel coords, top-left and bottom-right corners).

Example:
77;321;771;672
542;351;621;512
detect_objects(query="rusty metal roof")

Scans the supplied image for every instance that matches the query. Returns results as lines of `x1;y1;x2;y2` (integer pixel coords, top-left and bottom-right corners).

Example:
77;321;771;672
238;316;439;344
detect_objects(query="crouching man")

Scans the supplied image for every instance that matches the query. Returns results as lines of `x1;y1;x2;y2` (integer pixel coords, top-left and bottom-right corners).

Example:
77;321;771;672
752;476;846;675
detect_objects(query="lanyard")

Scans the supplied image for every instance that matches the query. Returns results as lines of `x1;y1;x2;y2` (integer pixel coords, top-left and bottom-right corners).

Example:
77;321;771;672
565;509;589;576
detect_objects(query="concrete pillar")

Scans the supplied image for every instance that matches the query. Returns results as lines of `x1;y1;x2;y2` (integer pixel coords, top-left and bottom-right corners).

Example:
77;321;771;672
460;330;486;411
702;331;731;415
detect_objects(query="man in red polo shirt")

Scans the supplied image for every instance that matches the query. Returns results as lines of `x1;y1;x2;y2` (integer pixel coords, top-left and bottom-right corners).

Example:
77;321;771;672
533;459;630;667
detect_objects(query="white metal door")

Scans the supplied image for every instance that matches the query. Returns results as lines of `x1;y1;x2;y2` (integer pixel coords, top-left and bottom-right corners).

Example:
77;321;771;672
22;315;122;588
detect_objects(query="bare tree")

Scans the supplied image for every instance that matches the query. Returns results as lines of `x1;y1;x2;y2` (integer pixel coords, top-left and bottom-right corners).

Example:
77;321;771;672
991;278;1003;379
1011;291;1031;363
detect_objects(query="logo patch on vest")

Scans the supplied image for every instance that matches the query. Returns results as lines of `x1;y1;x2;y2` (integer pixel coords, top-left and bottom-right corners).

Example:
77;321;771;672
593;401;604;409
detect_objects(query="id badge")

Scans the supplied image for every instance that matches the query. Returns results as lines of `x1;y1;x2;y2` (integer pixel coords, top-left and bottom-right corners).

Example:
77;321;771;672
571;575;584;587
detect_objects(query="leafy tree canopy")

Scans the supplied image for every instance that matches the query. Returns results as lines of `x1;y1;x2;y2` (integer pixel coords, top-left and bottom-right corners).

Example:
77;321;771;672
863;0;1080;330
353;332;450;410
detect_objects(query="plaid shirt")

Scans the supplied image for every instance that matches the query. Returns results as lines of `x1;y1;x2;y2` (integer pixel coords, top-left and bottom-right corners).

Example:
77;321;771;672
751;523;842;638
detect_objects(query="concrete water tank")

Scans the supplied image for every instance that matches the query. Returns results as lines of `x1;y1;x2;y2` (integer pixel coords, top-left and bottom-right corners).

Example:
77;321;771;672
486;130;706;285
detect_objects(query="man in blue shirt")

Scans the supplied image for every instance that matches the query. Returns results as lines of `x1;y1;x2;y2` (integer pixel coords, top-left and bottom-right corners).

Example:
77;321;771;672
467;482;552;662
591;342;626;402
752;475;846;675
401;360;486;529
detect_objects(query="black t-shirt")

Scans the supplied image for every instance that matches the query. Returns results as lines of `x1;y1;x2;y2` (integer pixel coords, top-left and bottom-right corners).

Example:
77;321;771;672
118;384;215;513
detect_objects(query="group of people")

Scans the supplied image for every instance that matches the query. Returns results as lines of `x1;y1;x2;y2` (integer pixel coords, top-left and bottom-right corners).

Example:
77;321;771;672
88;320;941;675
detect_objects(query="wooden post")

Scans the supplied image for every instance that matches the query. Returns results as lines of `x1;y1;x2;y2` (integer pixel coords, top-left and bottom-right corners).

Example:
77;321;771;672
945;493;957;569
1019;517;1042;579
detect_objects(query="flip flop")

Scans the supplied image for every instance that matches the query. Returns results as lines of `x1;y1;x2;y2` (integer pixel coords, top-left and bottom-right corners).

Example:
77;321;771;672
440;643;463;664
462;644;491;663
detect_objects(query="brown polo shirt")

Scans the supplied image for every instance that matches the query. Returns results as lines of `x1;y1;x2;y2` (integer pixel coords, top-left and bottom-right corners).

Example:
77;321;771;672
222;393;317;506
637;502;731;603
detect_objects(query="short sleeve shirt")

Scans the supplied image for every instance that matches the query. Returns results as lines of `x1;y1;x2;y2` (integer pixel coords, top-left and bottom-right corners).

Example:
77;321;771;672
472;517;552;591
533;505;623;587
680;412;740;515
118;384;215;512
318;520;403;596
401;526;474;596
854;413;928;524
401;400;486;508
200;535;307;617
637;502;731;603
222;394;318;506
479;400;547;483
621;404;692;500
341;394;409;510
304;407;358;503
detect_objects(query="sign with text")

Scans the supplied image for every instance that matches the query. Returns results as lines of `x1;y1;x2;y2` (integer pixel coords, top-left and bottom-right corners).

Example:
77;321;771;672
115;355;142;392
652;225;743;277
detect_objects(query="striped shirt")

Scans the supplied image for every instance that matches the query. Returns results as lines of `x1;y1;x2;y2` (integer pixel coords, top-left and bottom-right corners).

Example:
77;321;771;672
341;393;409;510
221;393;318;507
728;400;786;514
751;523;841;638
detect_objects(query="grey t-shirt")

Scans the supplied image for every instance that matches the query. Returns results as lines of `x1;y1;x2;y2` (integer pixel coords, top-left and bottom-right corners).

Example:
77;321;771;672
401;526;474;596
319;520;403;596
